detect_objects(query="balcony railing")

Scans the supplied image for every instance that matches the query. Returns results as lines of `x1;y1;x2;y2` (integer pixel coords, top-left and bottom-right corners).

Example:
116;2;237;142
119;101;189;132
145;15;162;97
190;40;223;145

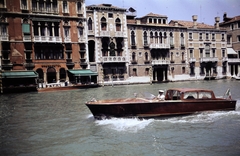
149;43;170;49
189;58;196;63
34;36;62;42
200;57;219;63
99;31;110;37
23;35;31;41
115;31;125;37
152;59;170;65
0;35;9;41
101;56;126;63
228;58;240;63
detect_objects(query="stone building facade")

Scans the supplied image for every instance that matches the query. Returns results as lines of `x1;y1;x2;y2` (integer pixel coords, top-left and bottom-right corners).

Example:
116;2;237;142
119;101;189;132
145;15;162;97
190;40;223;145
220;13;240;76
86;4;129;84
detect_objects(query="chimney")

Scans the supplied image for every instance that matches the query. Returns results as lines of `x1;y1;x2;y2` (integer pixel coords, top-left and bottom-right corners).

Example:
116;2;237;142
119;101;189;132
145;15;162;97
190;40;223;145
215;17;220;29
192;15;197;28
174;21;178;27
223;12;227;21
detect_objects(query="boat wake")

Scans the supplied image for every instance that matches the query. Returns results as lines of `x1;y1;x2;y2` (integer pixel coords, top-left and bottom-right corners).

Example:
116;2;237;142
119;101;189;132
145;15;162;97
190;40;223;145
161;110;240;124
94;117;154;132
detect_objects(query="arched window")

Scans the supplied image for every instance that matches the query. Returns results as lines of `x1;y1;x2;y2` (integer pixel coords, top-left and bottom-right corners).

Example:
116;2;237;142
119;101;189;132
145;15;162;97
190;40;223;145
132;52;136;61
143;31;148;45
59;68;66;80
101;17;107;30
150;31;153;43
145;52;148;61
131;31;135;46
155;32;158;43
159;32;162;43
170;32;173;46
36;68;44;81
88;18;92;30
115;18;121;31
181;33;184;46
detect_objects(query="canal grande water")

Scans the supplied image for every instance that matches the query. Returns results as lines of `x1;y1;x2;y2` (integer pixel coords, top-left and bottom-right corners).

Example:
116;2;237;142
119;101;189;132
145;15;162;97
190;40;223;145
1;80;240;156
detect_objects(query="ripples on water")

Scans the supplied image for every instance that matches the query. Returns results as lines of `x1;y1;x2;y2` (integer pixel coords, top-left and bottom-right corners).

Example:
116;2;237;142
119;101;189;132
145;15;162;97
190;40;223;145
1;80;240;156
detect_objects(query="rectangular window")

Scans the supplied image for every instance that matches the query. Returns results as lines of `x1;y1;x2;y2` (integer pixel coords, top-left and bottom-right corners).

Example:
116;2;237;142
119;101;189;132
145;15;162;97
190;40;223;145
205;45;210;57
200;49;203;58
21;0;27;9
108;13;113;18
63;1;68;13
199;33;202;40
212;33;215;40
0;24;7;35
149;18;152;23
222;34;225;40
189;33;192;40
238;36;240;42
77;2;81;13
212;49;215;57
206;33;209;40
222;49;225;57
0;0;5;8
189;49;193;58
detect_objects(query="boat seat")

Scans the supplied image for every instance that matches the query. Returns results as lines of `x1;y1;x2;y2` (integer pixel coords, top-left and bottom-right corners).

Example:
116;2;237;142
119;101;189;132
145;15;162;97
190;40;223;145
186;95;195;99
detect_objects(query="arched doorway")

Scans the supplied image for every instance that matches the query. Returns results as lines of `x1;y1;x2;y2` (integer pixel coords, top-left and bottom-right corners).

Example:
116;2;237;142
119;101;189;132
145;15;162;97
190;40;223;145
36;68;44;83
59;68;66;81
47;67;56;83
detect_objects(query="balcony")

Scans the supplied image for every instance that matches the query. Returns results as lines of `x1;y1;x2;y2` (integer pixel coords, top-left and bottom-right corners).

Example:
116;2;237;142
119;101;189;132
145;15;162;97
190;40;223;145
222;57;228;62
64;37;71;43
34;36;62;42
0;35;9;41
78;37;86;43
149;43;170;49
152;59;170;65
99;31;110;37
189;58;196;63
228;58;240;63
101;56;126;63
200;57;219;63
23;35;31;41
115;31;125;38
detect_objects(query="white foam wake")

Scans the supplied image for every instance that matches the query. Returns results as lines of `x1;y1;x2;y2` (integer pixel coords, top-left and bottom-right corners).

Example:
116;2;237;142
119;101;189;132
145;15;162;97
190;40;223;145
95;118;154;132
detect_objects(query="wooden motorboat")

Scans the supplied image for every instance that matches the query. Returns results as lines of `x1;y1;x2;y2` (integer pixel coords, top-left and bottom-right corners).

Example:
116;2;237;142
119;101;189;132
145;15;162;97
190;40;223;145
85;88;236;119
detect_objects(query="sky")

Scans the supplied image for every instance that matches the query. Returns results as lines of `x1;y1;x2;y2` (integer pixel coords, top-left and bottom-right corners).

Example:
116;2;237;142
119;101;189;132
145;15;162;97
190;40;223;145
86;0;240;25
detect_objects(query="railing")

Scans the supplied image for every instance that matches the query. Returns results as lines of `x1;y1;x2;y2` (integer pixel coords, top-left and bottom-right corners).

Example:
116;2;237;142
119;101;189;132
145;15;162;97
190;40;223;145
102;56;126;63
23;35;31;41
0;35;9;41
189;58;196;63
200;57;219;62
228;58;240;63
78;37;86;43
34;36;62;42
152;59;170;65
115;31;125;37
149;43;170;49
99;31;110;37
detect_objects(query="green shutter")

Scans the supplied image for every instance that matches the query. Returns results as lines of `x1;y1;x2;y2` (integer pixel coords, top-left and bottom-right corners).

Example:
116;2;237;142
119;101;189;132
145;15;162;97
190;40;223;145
22;23;30;34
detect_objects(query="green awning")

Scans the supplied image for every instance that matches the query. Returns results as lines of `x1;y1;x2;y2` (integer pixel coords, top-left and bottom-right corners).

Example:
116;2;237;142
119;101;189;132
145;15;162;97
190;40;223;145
2;71;38;78
68;69;98;76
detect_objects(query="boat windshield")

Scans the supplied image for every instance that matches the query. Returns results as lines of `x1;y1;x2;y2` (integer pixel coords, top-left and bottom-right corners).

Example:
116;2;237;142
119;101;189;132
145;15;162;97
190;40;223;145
183;91;212;99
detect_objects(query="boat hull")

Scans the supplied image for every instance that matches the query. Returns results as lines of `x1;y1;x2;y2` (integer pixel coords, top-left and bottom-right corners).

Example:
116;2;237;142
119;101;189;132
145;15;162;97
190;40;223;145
86;99;236;119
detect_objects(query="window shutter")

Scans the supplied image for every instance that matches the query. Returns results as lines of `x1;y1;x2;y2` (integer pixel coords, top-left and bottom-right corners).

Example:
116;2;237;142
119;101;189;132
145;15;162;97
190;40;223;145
22;23;30;34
